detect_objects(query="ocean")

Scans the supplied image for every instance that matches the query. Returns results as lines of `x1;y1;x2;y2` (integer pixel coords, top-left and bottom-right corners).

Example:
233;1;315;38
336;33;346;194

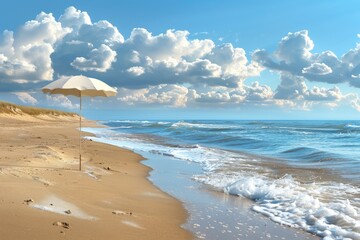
84;120;360;240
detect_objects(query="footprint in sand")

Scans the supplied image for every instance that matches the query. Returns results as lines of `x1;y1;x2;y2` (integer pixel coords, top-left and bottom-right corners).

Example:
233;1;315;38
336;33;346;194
53;221;70;229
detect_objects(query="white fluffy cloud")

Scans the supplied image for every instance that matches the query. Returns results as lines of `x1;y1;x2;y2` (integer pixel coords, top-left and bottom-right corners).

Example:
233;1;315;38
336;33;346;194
0;6;263;108
41;9;262;90
274;73;345;102
126;66;145;76
46;95;78;109
115;81;275;108
0;12;70;83
58;6;91;32
1;7;360;112
70;44;117;72
351;95;360;111
302;63;332;75
52;7;122;74
13;92;38;105
92;28;262;89
252;30;360;87
251;30;360;111
117;84;189;107
125;28;213;61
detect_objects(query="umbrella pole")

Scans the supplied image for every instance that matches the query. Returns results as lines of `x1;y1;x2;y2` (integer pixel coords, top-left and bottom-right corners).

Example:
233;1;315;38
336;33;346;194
79;95;82;171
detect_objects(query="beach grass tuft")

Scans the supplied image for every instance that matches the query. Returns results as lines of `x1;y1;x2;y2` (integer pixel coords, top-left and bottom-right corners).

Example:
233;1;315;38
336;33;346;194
0;101;77;116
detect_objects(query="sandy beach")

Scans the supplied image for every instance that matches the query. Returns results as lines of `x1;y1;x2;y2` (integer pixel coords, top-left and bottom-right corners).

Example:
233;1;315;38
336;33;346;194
0;109;192;239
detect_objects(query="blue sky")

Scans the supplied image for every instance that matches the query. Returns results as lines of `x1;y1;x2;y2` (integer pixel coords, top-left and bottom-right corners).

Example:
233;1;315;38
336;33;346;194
1;0;360;120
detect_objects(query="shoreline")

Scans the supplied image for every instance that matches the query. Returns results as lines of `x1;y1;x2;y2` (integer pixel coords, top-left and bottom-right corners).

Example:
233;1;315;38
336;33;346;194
87;125;320;240
0;114;192;239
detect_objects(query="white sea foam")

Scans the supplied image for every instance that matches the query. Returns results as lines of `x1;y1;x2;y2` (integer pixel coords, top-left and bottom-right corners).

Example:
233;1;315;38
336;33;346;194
109;120;151;124
171;121;237;130
221;176;360;240
85;126;360;240
345;124;360;129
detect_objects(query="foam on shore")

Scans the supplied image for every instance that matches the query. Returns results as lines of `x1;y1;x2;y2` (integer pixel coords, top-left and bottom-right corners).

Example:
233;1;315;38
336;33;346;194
84;125;360;240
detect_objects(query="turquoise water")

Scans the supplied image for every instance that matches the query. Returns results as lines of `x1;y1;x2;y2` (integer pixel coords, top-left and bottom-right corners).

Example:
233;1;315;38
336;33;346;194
86;120;360;239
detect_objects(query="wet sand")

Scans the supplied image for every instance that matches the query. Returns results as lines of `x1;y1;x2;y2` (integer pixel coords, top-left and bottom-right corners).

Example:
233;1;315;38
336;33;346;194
138;151;320;240
0;113;192;240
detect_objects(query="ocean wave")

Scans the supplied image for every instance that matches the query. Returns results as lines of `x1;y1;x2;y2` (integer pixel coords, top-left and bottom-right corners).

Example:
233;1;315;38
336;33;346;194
107;120;152;124
281;147;318;155
278;147;355;169
110;126;133;129
87;125;360;240
170;121;237;130
225;177;360;239
345;124;360;129
221;175;360;240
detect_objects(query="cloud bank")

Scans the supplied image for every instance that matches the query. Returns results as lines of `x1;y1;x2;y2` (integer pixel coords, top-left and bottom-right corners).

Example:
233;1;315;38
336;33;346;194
0;7;360;112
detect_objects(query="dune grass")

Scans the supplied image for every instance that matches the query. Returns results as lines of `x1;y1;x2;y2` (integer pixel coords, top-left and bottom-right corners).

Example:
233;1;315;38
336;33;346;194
0;101;77;116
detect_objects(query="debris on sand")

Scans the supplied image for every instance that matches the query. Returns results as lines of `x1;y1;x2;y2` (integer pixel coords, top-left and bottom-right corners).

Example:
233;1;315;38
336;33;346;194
24;199;34;205
53;221;70;229
112;210;133;216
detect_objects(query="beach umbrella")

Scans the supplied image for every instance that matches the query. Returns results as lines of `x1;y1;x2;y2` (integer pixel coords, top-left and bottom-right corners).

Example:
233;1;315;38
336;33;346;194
42;75;117;171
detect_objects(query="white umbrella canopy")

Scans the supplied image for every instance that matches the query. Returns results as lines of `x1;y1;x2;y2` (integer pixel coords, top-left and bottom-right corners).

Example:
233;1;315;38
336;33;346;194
42;75;117;171
42;75;117;97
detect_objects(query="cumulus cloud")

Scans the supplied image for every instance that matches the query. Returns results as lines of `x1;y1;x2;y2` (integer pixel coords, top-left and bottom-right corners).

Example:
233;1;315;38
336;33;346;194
0;6;263;108
88;28;262;90
117;84;189;107
115;81;275;108
46;95;78;109
274;73;345;102
250;29;360;111
0;12;70;83
244;82;274;101
276;30;314;64
45;10;262;90
126;66;145;76
1;7;360;112
58;6;91;32
70;44;117;72
125;28;213;61
183;82;274;106
252;29;360;87
306;86;343;101
302;63;332;75
205;43;263;78
52;7;123;74
351;95;360;111
13;92;38;105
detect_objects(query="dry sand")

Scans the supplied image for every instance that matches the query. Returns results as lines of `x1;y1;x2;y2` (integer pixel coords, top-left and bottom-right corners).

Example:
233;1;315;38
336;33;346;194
0;113;192;240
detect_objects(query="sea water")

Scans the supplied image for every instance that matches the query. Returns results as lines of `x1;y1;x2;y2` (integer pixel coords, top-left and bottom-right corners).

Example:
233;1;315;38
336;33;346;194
84;120;360;240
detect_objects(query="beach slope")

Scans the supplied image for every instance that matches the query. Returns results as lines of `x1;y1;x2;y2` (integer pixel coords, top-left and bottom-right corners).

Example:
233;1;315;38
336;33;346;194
0;102;192;240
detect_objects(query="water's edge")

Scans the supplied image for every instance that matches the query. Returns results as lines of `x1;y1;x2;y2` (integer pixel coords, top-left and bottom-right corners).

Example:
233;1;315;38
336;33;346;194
86;128;319;240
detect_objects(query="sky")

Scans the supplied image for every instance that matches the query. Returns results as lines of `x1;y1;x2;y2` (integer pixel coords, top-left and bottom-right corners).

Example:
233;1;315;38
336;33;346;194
1;0;360;120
